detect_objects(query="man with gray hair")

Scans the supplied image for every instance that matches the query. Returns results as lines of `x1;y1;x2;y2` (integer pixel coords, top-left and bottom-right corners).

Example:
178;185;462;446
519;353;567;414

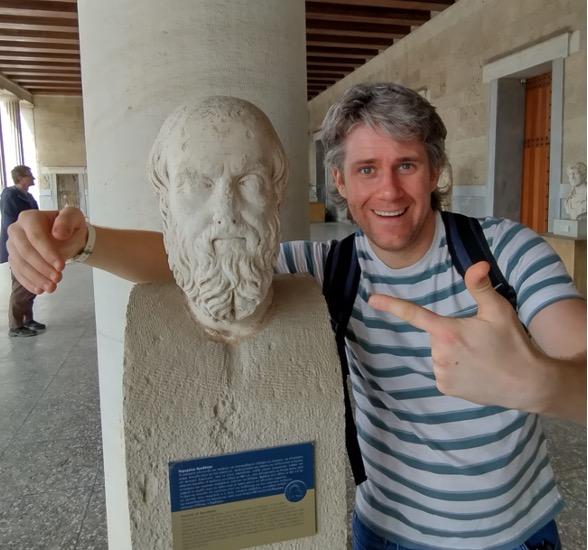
7;83;586;550
278;83;584;549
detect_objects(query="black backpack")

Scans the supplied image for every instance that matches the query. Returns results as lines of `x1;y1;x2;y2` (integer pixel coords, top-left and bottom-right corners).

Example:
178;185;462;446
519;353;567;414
322;211;518;486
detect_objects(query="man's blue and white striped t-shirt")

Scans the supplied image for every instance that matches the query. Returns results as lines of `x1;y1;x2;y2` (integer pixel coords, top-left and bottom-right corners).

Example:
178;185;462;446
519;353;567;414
275;212;581;550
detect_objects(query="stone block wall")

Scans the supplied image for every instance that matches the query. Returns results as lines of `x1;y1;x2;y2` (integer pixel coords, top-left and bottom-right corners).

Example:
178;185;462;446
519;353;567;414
308;0;586;194
32;95;86;168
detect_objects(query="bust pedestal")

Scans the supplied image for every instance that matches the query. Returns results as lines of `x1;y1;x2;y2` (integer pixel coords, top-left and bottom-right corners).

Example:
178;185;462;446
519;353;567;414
123;274;347;549
552;218;586;239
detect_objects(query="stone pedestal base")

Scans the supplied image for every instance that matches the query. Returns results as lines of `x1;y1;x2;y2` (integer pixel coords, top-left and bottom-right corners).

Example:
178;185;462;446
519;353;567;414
123;274;347;549
543;233;587;297
552;218;586;239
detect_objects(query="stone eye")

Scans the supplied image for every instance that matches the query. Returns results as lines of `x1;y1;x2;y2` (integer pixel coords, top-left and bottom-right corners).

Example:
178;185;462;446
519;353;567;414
238;175;260;187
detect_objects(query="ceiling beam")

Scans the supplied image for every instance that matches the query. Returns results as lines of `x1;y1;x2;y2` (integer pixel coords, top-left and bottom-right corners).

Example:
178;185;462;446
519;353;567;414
0;59;79;67
0;52;78;61
307;73;347;82
0;72;33;101
308;64;355;72
28;90;82;95
12;75;81;82
306;45;379;58
0;14;77;28
0;39;79;51
21;82;80;88
306;19;409;38
3;69;80;76
305;2;429;26
307;33;394;48
308;0;453;10
0;27;78;40
307;56;363;65
0;1;77;14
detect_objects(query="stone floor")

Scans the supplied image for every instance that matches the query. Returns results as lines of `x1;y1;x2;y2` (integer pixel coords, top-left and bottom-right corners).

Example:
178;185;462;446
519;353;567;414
0;262;106;549
0;222;585;549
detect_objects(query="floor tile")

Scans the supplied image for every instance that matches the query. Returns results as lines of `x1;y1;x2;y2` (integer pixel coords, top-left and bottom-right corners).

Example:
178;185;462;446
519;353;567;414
43;356;100;401
543;417;587;475
556;468;586;550
13;395;101;443
0;488;90;549
0;398;37;443
0;436;100;496
76;483;107;550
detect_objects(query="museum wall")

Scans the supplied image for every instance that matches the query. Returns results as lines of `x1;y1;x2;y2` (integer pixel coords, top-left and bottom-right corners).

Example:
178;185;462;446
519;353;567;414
33;95;86;168
308;0;587;190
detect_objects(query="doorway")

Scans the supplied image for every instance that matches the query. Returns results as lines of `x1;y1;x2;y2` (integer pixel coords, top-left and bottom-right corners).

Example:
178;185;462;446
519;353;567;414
520;72;551;234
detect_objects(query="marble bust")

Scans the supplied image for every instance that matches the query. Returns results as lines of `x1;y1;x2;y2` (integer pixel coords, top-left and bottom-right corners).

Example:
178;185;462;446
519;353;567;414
147;96;288;342
124;97;347;550
563;162;587;220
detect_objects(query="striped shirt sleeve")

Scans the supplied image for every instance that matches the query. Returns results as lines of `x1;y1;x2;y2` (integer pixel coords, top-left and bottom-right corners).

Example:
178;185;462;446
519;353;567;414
275;240;334;287
487;218;582;326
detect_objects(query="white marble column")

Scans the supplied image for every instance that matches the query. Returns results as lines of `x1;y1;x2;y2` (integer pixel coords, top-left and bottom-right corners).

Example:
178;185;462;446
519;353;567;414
0;93;24;182
77;1;308;547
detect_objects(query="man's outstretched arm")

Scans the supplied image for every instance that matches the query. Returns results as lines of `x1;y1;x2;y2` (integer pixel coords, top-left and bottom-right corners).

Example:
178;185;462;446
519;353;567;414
525;297;586;424
7;206;173;294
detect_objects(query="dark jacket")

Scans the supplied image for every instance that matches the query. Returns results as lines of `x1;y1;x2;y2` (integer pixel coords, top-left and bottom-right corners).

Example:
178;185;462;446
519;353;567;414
0;185;38;263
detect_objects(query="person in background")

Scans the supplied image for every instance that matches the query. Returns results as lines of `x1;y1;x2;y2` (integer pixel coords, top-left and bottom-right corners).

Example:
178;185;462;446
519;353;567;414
1;165;46;337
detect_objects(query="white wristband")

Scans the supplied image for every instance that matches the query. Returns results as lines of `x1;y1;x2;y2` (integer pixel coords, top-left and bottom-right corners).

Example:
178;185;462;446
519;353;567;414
71;222;96;263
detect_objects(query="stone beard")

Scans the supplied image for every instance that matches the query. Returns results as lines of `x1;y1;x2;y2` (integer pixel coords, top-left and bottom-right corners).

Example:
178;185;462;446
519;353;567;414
161;200;280;327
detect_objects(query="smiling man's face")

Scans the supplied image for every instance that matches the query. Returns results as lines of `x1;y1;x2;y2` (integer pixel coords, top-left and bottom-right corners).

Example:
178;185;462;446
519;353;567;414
334;123;439;269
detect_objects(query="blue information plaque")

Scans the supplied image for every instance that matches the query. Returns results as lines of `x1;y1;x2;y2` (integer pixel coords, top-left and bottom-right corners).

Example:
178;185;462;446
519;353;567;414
169;442;316;550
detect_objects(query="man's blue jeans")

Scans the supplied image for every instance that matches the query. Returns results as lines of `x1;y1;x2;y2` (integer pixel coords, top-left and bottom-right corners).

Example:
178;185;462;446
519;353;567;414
352;512;561;550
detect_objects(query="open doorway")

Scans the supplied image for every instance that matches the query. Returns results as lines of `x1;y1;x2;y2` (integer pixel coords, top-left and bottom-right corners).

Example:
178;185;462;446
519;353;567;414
56;173;88;214
39;167;88;216
484;32;578;234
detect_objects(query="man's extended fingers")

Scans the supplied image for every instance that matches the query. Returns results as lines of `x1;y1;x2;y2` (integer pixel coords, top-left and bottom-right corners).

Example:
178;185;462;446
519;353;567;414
368;294;445;334
7;218;65;274
8;256;50;294
6;233;61;292
464;261;506;319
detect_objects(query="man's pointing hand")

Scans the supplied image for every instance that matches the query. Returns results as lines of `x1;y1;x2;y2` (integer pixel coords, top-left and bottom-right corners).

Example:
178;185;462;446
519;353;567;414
368;261;539;411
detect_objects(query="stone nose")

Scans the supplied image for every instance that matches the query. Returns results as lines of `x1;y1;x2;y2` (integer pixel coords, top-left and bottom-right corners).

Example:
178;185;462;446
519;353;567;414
211;180;238;227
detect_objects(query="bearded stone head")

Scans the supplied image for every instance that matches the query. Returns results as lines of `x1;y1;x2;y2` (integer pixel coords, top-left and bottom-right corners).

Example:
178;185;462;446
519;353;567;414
147;96;288;341
567;162;587;189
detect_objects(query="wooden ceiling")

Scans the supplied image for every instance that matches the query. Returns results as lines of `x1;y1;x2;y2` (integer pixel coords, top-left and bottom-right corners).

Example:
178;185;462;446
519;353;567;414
0;0;454;100
0;0;80;97
306;0;454;98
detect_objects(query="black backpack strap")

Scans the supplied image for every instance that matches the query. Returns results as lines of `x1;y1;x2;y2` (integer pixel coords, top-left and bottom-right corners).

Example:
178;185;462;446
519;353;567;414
441;211;517;311
322;233;367;485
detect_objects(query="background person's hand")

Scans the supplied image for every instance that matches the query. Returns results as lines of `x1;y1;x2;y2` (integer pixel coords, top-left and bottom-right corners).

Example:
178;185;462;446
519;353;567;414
7;206;88;294
368;261;540;411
